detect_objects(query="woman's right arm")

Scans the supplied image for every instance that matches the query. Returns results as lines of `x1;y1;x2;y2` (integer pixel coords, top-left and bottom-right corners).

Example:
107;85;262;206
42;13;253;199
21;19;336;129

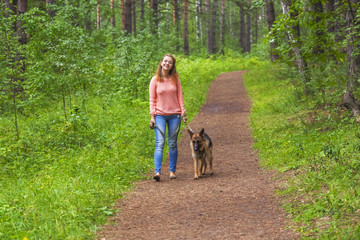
149;77;157;124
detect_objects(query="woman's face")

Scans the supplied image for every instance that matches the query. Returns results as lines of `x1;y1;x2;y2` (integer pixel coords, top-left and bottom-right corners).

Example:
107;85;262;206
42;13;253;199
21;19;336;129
161;56;174;72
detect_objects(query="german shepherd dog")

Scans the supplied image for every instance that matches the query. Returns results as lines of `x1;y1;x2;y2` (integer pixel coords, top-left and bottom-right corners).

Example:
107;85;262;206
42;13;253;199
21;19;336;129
188;128;213;180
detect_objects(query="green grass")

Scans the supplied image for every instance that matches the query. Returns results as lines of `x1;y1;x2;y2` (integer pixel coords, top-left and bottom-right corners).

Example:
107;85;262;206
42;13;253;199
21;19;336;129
244;62;360;239
0;56;256;239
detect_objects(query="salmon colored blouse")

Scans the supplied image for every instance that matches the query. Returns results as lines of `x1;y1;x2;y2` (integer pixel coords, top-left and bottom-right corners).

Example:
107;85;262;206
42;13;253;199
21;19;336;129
149;76;186;117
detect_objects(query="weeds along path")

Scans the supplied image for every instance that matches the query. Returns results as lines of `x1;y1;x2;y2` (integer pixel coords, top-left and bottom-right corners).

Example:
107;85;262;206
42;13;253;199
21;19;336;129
98;71;297;240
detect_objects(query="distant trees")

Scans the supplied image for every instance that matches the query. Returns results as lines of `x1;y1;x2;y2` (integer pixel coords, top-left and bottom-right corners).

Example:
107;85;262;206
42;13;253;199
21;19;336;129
5;0;360;119
86;0;259;55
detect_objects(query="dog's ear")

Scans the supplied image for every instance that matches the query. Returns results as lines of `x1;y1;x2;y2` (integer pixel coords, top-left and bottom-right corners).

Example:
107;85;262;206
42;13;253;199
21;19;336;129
188;129;194;137
199;128;205;137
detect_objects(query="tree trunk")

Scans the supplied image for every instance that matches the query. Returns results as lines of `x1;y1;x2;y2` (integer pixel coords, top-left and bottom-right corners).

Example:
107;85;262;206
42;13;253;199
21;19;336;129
97;0;101;29
140;0;144;30
310;0;325;54
281;0;310;93
343;91;360;119
111;0;115;27
266;0;279;61
205;0;211;53
184;0;189;55
133;0;136;36
342;0;360;118
253;7;258;44
151;0;159;34
16;0;28;45
239;3;245;52
84;0;92;31
46;0;56;18
121;0;125;30
220;0;225;54
173;0;180;51
210;0;217;54
325;0;335;33
124;0;132;34
245;4;251;52
196;0;203;46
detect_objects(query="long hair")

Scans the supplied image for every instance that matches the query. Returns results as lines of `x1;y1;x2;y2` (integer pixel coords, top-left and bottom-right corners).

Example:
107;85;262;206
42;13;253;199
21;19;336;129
154;54;178;85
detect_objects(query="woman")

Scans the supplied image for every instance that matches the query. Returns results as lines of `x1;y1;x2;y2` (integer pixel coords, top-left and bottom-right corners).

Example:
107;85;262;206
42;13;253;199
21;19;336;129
149;54;187;181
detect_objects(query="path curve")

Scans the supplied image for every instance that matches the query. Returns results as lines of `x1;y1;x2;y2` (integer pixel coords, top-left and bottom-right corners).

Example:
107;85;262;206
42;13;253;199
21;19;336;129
98;71;297;240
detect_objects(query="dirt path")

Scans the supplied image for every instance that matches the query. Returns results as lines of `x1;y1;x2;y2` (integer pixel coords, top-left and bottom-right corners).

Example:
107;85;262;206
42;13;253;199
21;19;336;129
98;71;297;239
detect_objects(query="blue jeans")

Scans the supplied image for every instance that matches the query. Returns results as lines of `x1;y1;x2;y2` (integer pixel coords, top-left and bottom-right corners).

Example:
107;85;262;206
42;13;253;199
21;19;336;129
154;114;181;174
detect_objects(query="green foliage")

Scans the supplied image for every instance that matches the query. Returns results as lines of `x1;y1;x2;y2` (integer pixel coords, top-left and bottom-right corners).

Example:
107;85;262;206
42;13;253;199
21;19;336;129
245;61;360;239
268;0;349;99
0;32;248;239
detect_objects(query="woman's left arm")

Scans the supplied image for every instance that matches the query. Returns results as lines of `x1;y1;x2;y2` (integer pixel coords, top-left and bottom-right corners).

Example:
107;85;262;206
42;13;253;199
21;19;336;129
177;77;186;122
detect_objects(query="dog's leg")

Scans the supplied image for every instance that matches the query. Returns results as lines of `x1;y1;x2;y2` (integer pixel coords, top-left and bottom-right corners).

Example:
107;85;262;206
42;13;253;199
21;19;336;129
193;157;199;180
207;149;213;175
200;157;207;175
199;156;206;176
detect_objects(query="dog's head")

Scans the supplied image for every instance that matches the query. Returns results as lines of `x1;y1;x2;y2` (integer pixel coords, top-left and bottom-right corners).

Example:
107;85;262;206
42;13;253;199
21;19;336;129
188;128;205;152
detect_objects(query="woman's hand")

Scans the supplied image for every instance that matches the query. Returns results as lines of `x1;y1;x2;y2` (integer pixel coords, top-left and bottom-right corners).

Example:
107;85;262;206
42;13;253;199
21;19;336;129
149;117;155;129
182;113;187;123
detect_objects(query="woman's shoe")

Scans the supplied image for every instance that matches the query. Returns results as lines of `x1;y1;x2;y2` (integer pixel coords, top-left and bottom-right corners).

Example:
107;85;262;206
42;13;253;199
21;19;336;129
169;172;176;179
153;173;160;181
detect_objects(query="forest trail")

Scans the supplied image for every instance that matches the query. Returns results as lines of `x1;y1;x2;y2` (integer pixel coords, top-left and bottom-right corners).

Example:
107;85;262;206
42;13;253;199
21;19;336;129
98;71;297;239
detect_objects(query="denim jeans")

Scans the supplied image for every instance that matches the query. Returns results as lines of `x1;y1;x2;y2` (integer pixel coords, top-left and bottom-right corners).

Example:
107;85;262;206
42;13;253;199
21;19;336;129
154;114;181;174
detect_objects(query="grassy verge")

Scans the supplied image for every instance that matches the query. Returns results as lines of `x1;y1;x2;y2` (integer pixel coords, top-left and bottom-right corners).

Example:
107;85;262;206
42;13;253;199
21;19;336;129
0;56;257;239
244;62;360;239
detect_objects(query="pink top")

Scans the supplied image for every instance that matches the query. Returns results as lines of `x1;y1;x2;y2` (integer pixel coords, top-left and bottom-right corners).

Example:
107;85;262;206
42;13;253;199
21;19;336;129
149;76;186;117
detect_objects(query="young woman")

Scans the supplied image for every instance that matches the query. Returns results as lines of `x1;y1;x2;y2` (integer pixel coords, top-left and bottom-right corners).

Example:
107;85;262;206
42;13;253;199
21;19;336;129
149;54;187;181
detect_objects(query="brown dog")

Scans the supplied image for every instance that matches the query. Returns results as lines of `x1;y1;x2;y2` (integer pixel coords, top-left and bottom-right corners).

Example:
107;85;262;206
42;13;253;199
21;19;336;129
188;128;213;180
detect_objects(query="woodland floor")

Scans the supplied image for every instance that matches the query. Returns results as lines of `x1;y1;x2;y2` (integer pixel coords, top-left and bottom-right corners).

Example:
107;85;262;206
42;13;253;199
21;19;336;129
98;71;298;240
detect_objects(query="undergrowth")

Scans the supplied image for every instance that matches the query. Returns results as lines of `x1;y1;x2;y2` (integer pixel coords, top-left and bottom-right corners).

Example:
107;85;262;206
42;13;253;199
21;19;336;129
244;62;360;239
0;56;256;239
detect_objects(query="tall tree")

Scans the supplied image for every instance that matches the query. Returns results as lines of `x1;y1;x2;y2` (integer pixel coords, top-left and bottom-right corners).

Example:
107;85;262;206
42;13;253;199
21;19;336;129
281;0;310;93
132;0;136;36
140;0;145;30
111;0;115;27
16;0;28;45
309;0;325;55
97;0;101;29
245;2;251;52
184;0;189;55
196;0;203;46
205;0;211;53
124;0;132;34
239;3;245;52
209;0;217;54
84;0;92;31
173;0;180;51
342;0;360;118
266;0;278;61
122;0;125;30
253;7;258;44
151;0;159;34
220;0;225;54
